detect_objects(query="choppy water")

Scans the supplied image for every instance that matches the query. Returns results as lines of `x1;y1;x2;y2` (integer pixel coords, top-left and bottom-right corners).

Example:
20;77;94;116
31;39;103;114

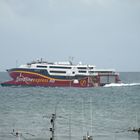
0;72;140;140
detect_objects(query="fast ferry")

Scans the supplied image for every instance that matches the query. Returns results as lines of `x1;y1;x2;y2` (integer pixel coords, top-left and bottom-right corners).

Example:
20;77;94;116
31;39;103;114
1;59;120;87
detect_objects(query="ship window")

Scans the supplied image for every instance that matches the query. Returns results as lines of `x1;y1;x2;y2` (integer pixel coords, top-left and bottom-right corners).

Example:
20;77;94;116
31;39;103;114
33;69;41;72
49;66;71;69
78;71;87;73
37;65;47;68
98;71;113;73
39;70;48;75
89;67;94;69
50;71;66;74
89;71;94;73
77;67;87;69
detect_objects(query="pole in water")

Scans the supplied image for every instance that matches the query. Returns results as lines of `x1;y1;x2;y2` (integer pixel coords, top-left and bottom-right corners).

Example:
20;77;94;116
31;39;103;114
128;128;140;140
50;114;56;140
83;132;93;140
11;130;21;140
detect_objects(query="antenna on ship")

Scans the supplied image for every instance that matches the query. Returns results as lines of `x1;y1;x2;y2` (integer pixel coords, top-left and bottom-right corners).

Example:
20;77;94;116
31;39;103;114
16;60;18;67
68;56;74;65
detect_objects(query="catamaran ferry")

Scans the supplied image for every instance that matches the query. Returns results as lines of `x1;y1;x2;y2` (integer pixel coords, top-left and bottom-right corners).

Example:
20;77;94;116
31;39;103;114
1;59;120;87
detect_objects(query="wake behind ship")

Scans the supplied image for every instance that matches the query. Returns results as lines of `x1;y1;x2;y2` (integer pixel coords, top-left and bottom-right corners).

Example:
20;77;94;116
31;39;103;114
1;59;120;87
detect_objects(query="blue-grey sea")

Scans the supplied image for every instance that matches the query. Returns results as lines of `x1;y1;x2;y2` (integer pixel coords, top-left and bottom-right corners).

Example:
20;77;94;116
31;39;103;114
0;72;140;140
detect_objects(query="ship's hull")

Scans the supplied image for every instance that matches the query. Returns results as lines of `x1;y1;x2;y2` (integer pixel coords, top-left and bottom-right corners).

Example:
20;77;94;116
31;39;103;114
1;68;120;87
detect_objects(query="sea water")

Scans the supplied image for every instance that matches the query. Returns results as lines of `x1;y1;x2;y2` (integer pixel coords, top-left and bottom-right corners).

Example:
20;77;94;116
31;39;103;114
0;72;140;140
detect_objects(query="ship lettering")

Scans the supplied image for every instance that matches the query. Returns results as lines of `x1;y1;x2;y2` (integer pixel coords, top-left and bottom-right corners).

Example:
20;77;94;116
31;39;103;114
32;79;48;83
16;77;33;82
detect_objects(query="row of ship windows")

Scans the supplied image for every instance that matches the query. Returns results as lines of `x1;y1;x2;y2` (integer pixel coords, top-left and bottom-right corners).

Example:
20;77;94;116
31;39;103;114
49;71;88;74
33;69;113;74
33;69;89;74
49;71;113;74
49;70;95;74
36;65;94;69
33;69;114;75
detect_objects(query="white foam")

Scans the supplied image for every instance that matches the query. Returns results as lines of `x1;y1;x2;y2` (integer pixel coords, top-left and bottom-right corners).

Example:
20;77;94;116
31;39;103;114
104;83;140;87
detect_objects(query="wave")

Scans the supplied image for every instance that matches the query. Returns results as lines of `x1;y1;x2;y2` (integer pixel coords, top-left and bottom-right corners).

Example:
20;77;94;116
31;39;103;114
104;83;140;87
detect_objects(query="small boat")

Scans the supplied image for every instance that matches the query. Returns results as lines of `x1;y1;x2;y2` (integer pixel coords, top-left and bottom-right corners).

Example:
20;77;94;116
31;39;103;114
1;59;120;87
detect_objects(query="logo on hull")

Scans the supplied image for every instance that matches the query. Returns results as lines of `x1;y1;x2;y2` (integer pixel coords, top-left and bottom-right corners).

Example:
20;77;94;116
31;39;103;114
15;73;49;84
16;73;33;84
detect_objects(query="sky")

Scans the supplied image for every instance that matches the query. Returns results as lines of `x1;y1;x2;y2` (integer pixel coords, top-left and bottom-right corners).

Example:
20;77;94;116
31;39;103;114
0;0;140;72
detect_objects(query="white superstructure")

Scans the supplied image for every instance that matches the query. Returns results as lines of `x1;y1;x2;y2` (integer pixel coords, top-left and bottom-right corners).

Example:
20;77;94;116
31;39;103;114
19;60;117;77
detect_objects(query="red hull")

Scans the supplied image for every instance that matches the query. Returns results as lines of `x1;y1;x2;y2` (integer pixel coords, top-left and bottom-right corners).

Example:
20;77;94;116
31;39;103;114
1;71;95;87
1;69;120;87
